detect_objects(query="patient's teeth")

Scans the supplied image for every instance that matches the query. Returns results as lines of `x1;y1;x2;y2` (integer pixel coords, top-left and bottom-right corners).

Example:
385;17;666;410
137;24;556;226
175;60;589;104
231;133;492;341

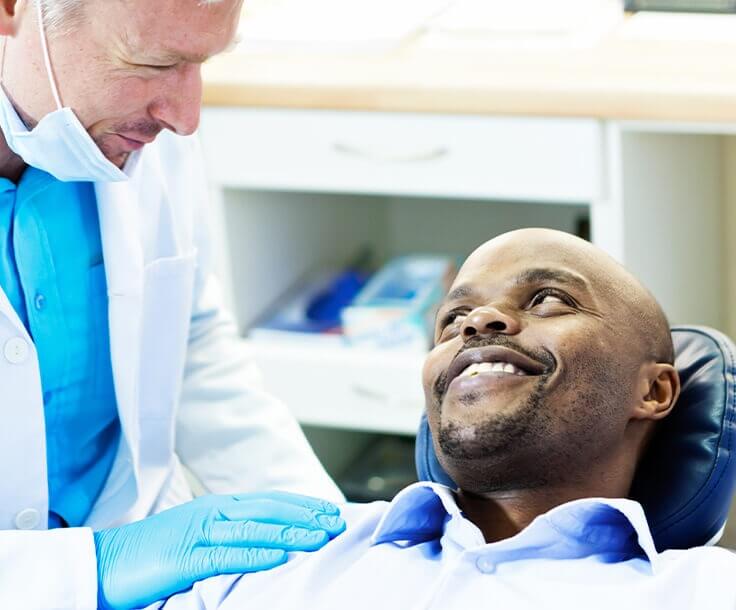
460;363;479;377
458;360;530;379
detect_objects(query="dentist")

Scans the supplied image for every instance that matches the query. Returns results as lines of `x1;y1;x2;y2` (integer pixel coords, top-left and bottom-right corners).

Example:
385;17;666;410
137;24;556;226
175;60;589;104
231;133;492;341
0;0;345;608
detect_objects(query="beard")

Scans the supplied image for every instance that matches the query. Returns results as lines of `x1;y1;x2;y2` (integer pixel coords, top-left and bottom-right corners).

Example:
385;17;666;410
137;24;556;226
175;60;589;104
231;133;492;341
433;349;625;494
437;374;549;461
432;334;555;464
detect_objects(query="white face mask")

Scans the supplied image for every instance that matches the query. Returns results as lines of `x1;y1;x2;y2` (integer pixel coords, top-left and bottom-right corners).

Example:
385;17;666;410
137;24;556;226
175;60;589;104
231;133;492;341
0;0;131;182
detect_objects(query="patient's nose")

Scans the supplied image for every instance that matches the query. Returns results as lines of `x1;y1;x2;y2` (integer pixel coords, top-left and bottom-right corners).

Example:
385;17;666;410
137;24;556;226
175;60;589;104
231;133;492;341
461;306;521;340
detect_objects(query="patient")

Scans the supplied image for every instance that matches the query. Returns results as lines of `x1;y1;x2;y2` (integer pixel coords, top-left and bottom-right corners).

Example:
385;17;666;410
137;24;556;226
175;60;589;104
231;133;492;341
149;228;736;610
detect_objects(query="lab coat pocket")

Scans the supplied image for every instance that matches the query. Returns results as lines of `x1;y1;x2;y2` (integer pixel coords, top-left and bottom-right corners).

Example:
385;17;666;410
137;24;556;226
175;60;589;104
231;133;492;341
138;251;196;423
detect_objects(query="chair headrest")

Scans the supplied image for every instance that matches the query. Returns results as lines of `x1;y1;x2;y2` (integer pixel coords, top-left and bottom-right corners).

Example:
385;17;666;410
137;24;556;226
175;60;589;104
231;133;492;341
415;325;736;550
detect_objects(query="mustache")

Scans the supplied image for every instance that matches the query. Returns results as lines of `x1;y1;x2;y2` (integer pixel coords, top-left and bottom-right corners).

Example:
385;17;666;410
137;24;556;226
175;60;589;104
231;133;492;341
432;335;556;403
114;119;163;139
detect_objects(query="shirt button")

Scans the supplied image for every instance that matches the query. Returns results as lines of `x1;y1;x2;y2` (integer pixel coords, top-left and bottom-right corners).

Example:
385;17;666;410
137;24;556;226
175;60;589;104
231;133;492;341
15;508;40;530
476;556;496;574
33;293;46;311
4;337;29;364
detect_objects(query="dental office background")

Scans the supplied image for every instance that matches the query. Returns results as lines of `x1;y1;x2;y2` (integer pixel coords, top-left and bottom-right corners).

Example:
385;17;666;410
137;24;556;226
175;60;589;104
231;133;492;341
197;0;736;544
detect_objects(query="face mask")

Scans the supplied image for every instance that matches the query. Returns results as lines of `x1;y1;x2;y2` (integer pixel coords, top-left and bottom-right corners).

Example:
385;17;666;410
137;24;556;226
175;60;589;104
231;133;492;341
0;0;131;182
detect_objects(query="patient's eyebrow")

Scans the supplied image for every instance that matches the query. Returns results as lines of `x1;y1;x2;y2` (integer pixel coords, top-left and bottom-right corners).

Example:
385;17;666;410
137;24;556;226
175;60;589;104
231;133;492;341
513;268;589;291
442;268;588;307
443;285;475;304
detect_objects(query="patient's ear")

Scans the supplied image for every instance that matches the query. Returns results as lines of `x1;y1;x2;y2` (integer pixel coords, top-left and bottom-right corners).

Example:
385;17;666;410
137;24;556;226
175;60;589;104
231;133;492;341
631;363;680;421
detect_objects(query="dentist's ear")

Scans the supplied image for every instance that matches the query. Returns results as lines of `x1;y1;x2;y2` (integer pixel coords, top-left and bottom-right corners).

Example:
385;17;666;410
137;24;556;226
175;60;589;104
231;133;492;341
0;0;24;37
632;363;681;421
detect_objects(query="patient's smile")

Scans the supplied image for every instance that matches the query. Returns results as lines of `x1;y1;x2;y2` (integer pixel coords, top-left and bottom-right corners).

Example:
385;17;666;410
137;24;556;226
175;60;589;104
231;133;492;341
446;344;549;383
442;343;551;403
447;365;535;405
459;361;528;377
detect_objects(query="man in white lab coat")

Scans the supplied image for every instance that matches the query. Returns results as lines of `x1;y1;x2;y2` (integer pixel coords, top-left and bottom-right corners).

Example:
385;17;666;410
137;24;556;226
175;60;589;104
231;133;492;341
0;0;344;608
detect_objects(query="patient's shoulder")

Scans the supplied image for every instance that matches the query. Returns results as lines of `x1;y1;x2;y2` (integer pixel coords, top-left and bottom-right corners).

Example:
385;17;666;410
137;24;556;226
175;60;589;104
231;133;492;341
332;500;392;541
662;545;736;559
340;500;390;524
658;544;736;574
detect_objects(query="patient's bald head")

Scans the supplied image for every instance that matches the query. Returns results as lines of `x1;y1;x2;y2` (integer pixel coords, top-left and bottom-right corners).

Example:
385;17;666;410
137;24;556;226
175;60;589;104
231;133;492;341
422;228;679;497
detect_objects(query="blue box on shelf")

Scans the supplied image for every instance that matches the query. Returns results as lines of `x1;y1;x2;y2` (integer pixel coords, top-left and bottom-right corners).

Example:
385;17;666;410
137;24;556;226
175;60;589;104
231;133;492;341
249;268;368;345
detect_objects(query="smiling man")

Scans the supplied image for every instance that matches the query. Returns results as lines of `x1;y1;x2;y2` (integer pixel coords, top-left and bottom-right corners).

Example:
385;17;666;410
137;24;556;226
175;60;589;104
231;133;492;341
149;228;736;610
0;1;344;609
425;228;677;521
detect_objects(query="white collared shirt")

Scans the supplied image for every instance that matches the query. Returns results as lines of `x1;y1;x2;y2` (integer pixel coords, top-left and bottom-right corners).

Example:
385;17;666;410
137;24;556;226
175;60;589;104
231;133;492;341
149;482;736;610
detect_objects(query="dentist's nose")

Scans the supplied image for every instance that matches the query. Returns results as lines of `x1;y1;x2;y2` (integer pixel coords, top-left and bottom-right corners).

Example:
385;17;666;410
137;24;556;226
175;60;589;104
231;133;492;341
148;64;203;136
461;305;521;341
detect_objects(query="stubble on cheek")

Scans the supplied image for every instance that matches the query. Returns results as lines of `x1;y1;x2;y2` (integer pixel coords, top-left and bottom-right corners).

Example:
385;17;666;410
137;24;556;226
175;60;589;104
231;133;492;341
432;369;448;404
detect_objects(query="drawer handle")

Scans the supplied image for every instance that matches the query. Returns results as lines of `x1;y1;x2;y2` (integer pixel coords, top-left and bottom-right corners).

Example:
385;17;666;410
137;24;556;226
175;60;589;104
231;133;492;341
333;141;450;164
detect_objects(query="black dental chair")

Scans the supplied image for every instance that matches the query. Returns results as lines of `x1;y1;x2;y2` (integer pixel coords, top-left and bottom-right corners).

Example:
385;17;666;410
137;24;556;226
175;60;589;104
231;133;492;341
415;326;736;551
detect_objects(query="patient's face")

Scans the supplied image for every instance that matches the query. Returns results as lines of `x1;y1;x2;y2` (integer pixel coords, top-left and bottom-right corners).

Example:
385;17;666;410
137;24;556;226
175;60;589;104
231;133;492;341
422;229;652;492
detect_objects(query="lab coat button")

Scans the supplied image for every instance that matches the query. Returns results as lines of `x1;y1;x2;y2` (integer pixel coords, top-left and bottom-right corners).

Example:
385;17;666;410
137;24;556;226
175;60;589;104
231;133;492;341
4;337;29;364
476;556;496;574
15;508;40;530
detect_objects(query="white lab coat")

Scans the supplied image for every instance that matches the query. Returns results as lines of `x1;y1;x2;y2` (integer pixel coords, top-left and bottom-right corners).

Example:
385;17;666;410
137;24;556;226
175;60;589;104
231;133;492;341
0;131;343;609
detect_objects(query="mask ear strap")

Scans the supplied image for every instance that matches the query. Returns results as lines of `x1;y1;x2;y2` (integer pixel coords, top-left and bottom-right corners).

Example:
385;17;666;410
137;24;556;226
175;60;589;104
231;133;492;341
35;0;62;109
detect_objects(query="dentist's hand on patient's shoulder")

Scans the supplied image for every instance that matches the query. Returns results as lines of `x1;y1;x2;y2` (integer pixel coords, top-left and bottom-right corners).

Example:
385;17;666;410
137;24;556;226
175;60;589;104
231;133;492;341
93;491;346;610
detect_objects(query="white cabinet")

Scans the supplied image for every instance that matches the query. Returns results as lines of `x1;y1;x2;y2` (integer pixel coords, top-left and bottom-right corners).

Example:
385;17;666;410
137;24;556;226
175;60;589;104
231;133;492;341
199;109;725;435
202;109;602;202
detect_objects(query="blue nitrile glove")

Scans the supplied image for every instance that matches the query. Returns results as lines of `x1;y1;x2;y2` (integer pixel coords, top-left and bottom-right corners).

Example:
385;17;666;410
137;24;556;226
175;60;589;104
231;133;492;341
94;491;346;610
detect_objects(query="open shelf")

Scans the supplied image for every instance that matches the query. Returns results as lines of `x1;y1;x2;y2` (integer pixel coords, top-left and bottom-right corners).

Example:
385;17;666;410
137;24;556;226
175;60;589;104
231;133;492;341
223;191;588;434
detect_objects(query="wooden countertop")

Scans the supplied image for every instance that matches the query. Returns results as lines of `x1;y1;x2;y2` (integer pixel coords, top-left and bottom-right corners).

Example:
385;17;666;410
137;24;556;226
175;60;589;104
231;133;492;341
202;13;736;123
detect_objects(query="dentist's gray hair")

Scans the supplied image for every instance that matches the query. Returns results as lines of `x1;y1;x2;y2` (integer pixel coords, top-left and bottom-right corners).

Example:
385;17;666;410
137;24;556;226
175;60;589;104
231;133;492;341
39;0;224;33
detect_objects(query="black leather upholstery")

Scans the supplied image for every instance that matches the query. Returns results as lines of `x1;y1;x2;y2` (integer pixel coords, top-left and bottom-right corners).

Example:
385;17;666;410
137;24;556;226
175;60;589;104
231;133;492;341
415;326;736;550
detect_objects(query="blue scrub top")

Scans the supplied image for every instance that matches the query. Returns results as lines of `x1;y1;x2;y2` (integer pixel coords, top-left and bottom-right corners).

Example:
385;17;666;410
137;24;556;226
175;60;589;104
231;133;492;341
0;167;120;528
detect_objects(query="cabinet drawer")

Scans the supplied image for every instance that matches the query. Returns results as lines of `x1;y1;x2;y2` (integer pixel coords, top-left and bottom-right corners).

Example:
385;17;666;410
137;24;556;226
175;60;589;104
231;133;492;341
201;109;601;203
246;341;425;435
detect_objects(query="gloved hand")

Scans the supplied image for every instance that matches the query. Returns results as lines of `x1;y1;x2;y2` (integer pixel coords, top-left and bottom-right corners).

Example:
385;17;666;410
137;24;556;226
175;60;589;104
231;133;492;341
94;491;346;609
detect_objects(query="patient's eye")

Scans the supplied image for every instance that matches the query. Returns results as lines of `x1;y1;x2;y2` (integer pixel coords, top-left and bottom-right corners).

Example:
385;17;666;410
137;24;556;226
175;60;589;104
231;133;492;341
529;288;575;310
437;309;468;340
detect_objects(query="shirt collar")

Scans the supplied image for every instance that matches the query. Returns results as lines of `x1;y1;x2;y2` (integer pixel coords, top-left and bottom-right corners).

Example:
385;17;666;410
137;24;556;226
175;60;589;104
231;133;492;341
2;166;56;202
371;482;466;546
370;482;660;571
0;177;14;195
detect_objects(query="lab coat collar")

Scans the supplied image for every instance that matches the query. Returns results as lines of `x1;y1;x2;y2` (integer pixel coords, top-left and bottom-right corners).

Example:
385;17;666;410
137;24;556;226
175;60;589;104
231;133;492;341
370;482;660;572
94;163;145;299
